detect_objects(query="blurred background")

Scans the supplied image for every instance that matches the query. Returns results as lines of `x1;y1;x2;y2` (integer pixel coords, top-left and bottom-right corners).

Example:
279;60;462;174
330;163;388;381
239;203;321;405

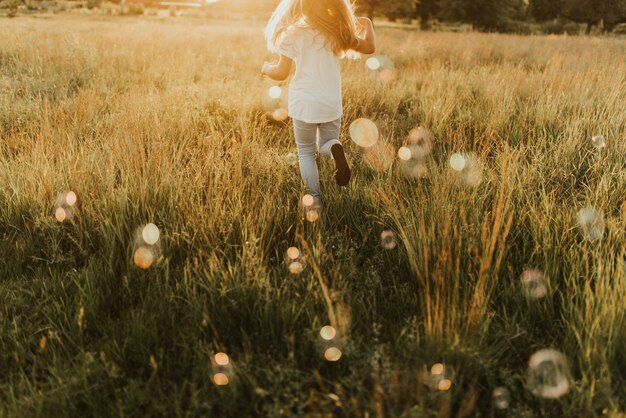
3;0;626;36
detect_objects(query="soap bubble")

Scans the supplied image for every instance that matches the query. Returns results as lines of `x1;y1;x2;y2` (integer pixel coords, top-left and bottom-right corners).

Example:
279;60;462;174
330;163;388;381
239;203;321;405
449;153;482;187
264;85;288;122
407;127;433;159
211;351;234;386
302;194;315;207
55;207;67;223
289;261;304;274
214;352;229;366
286;247;300;260
142;223;160;245
213;373;229;386
349;118;379;148
134;246;155;270
381;230;397;250
521;269;548;299
431;363;445;376
398;146;412;161
492;387;511;409
422;363;453;391
527;349;571;399
366;57;381;70
449;154;466;171
133;224;162;270
54;191;77;222
577;207;605;242
286;152;297;166
399;127;433;179
402;160;428;179
324;347;342;362
379;68;396;82
268;86;282;99
65;191;77;206
320;326;336;341
438;379;452;391
285;246;305;274
306;209;319;223
591;135;606;149
365;55;395;82
272;107;289;121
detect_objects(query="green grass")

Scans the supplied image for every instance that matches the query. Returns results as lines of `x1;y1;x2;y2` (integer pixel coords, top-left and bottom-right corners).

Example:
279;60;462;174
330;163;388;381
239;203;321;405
1;14;625;417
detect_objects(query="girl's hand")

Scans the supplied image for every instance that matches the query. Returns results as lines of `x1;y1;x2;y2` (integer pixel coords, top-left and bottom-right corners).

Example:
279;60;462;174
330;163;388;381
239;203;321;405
260;56;293;81
354;17;376;54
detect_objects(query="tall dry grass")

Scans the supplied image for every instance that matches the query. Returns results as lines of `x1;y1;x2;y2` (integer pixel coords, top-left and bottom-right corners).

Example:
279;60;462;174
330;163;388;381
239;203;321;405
1;14;625;417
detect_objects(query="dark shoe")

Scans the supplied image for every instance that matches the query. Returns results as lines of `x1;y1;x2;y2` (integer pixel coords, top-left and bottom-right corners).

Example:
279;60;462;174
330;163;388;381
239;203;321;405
330;144;351;186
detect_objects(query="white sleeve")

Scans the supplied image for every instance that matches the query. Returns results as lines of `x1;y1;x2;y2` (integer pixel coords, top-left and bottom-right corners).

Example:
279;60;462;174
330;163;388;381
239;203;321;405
276;30;297;60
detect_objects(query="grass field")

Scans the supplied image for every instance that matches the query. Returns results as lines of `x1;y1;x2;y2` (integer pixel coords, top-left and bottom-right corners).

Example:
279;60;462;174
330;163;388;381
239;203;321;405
1;14;625;417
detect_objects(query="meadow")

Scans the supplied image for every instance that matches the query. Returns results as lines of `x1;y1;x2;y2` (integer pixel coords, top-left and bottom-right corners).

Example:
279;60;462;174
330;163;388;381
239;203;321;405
0;13;625;417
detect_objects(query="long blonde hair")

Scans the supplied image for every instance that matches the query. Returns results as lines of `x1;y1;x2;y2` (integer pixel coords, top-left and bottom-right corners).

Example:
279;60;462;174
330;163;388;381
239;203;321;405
265;0;360;55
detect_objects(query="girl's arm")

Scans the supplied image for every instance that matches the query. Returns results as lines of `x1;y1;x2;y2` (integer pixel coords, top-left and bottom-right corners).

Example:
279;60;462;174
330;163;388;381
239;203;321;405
261;55;293;81
354;17;376;55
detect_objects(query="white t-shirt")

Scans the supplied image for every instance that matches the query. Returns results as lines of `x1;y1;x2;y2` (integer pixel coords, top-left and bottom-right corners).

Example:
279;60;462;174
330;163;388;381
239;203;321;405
276;25;342;124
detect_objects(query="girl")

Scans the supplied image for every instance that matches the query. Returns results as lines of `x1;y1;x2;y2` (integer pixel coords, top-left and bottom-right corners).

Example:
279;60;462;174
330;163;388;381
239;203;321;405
261;0;376;201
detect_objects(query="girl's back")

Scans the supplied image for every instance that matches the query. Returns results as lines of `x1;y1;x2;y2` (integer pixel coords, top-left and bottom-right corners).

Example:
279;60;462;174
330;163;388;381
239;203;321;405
277;25;342;124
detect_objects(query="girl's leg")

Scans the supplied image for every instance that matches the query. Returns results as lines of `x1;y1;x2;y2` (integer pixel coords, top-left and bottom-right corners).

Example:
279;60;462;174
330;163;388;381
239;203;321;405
293;119;321;197
317;118;351;186
317;118;342;158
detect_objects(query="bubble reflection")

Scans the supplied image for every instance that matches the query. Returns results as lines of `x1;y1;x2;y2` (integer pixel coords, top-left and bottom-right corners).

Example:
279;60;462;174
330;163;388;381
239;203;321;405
54;191;78;223
521;269;548;300
55;207;67;223
320;325;336;341
302;194;314;207
422;363;453;391
134;246;155;270
213;373;229;386
366;57;381;70
286;247;300;260
527;349;570;399
591;134;606;149
133;223;162;270
349;118;379;148
449;153;482;187
286;152;297;166
65;191;77;206
381;230;397;250
365;55;395;82
492;387;511;409
577;207;605;242
212;352;234;386
398;146;411;161
272;107;289;122
214;352;229;366
449;153;466;171
268;86;282;99
142;223;160;245
324;347;342;362
306;209;319;223
399;127;433;178
289;261;304;274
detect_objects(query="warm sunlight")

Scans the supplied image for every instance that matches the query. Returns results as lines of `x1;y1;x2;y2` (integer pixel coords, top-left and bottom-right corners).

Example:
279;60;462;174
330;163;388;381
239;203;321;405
2;0;625;416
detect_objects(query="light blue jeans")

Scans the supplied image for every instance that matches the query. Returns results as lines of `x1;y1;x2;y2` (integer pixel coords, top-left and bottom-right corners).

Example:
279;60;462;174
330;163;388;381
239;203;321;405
293;118;342;198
